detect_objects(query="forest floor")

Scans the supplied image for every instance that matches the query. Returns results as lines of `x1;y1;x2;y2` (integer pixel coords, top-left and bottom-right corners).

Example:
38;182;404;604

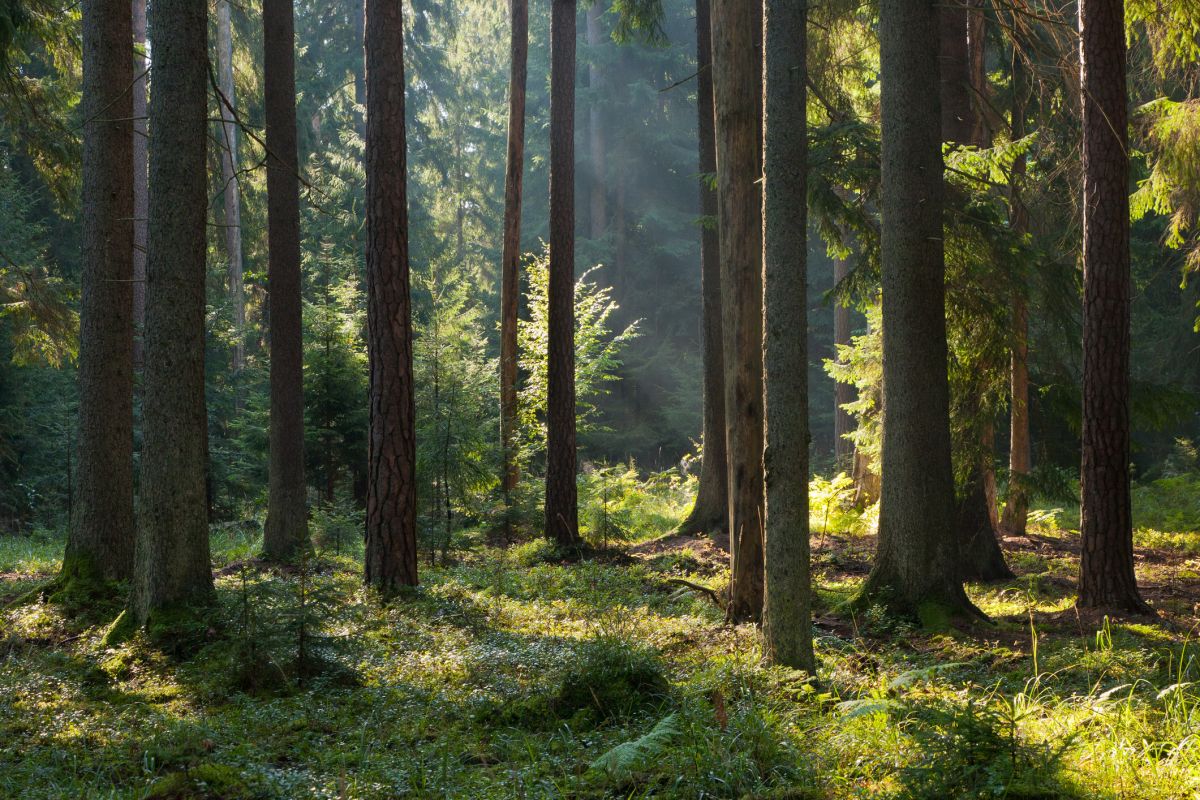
3;501;1200;799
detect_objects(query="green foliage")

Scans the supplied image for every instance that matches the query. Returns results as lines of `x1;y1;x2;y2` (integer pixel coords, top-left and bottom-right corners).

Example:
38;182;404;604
554;637;671;721
143;763;264;800
578;462;695;548
517;246;640;469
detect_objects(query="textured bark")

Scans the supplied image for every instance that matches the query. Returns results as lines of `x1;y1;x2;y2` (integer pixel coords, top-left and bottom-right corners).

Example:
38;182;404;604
711;0;764;622
130;0;214;624
1002;54;1031;537
833;257;855;470
364;0;418;590
967;0;989;145
262;0;309;561
132;0;147;371
545;0;580;547
938;0;973;146
678;0;727;537
216;0;245;385
762;0;812;671
1077;0;1147;613
861;0;977;618
500;0;527;505
587;2;606;239
66;0;135;587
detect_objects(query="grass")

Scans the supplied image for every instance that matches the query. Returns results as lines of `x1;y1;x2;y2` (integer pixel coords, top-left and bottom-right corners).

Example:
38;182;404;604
3;479;1200;798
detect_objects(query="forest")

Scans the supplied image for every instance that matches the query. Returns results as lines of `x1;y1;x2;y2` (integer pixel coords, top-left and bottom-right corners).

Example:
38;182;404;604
2;0;1200;796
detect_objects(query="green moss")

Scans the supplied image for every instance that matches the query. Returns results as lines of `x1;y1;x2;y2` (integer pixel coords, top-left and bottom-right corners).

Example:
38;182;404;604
102;608;137;647
143;763;262;800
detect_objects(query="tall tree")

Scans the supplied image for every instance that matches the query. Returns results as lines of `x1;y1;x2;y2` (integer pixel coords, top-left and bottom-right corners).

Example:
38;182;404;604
129;0;213;626
711;0;764;621
499;0;527;521
1077;0;1147;612
859;0;977;618
63;0;135;591
216;0;246;388
587;1;606;239
132;0;147;370
364;0;418;590
833;257;854;471
262;0;309;561
1001;52;1031;537
545;0;580;547
762;0;813;670
678;0;727;536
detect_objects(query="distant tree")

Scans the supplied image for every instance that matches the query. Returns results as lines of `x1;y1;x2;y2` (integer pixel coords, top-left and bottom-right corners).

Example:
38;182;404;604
129;0;214;626
677;0;727;537
262;0;310;561
1077;0;1148;613
500;0;527;526
545;0;581;547
62;0;135;592
364;0;418;590
1001;52;1031;537
132;0;147;370
216;0;246;390
858;0;978;619
587;1;607;239
710;0;764;621
762;0;813;671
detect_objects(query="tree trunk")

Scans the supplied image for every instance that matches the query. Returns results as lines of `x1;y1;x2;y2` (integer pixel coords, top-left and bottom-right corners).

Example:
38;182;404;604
587;1;606;239
860;0;978;619
364;0;418;590
762;0;812;671
132;0;147;372
216;0;245;390
130;0;214;625
545;0;580;547
65;0;135;590
1077;0;1147;613
833;257;855;471
678;0;727;536
1002;52;1031;537
262;0;309;561
711;0;764;622
500;0;527;513
938;0;972;146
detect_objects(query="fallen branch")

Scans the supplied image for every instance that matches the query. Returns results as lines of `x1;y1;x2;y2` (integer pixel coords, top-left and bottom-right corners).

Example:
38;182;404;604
665;578;724;609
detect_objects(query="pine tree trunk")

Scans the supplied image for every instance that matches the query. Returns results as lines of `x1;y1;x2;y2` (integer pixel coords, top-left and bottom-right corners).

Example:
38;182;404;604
833;257;855;471
711;0;764;622
678;0;727;536
262;0;309;561
216;0;245;389
132;0;147;372
130;0;214;625
500;0;527;511
762;0;812;671
66;0;136;589
860;0;978;619
1002;53;1031;537
545;0;580;547
364;0;418;590
1077;0;1147;613
587;2;606;240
